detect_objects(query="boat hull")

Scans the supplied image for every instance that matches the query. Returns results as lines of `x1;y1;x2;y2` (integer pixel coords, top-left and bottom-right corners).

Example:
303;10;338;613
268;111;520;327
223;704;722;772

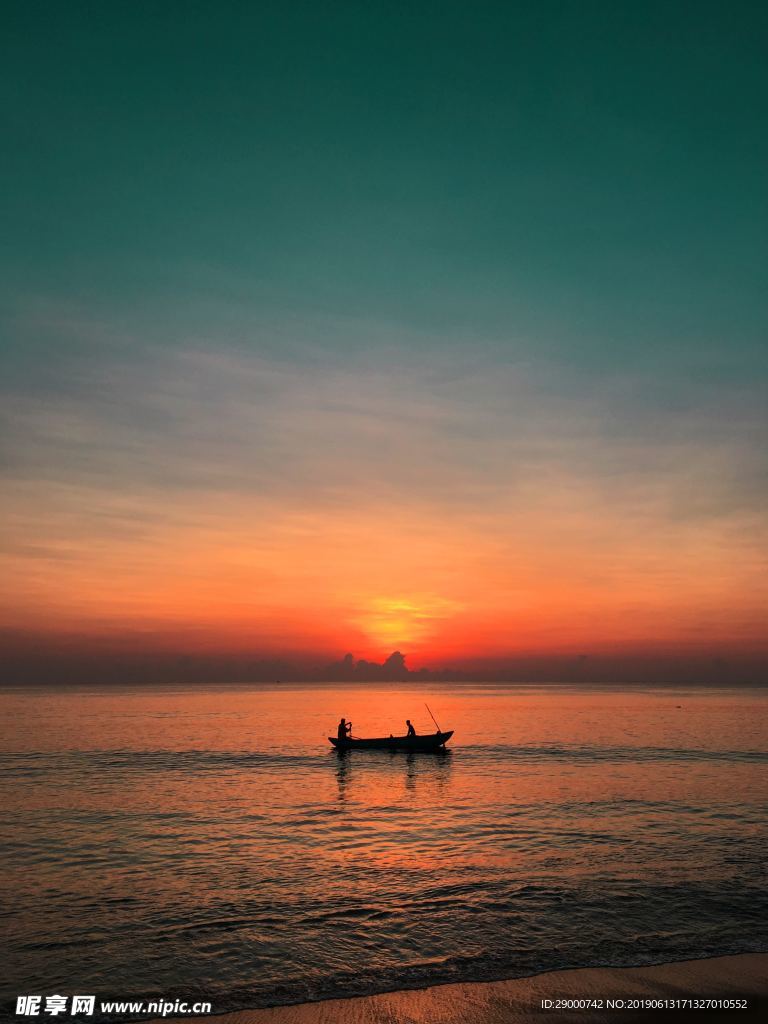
328;730;453;752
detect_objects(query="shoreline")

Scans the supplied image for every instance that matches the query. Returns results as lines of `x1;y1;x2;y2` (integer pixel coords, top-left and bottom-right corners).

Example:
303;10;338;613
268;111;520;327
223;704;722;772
160;952;768;1023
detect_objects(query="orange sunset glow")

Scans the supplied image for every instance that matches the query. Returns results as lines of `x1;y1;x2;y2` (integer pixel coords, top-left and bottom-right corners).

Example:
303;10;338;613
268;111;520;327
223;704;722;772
3;435;766;675
1;2;766;685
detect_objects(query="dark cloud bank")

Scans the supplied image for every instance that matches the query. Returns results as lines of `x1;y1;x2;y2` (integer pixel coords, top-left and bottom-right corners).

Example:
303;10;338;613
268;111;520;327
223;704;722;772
1;636;766;686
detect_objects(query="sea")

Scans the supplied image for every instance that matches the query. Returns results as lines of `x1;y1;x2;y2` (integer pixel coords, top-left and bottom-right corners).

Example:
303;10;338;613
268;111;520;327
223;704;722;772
1;683;767;1020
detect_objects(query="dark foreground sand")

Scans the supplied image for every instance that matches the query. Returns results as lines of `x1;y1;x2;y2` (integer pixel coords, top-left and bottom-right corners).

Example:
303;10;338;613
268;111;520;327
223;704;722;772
164;953;767;1023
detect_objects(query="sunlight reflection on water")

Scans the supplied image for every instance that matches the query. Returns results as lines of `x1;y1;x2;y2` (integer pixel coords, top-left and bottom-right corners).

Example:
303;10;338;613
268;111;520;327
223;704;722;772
1;684;767;1014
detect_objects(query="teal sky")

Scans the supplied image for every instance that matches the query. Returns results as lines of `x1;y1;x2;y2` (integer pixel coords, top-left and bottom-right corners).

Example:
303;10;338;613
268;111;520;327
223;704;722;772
1;2;766;676
3;2;766;349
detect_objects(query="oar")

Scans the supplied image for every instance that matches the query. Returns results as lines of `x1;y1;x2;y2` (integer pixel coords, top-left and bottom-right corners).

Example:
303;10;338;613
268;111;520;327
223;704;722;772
425;703;441;734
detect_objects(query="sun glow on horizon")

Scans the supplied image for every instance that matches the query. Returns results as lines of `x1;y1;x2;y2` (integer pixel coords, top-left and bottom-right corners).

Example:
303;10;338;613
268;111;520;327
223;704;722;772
1;337;766;673
353;595;464;651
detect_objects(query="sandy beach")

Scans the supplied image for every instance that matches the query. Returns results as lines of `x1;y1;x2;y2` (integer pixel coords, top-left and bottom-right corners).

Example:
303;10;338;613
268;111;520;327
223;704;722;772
161;953;767;1023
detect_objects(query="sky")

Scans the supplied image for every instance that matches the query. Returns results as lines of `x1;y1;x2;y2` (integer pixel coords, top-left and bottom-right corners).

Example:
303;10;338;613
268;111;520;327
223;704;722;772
1;2;766;681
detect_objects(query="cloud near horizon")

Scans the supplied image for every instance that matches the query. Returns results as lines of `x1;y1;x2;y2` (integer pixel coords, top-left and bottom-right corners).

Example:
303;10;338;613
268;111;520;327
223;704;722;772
1;3;766;680
1;307;766;672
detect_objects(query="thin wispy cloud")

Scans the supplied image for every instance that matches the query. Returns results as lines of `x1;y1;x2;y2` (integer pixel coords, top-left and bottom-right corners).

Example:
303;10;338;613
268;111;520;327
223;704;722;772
1;303;765;668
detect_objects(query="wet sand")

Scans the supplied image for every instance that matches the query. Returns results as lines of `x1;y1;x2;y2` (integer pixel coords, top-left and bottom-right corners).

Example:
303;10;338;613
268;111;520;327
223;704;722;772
166;953;767;1022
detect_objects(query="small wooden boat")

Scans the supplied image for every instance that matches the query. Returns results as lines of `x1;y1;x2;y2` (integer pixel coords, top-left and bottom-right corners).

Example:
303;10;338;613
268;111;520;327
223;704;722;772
329;730;453;752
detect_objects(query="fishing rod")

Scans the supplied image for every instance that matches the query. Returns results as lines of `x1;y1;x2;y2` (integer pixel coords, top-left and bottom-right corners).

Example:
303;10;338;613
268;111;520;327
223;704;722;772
424;703;441;733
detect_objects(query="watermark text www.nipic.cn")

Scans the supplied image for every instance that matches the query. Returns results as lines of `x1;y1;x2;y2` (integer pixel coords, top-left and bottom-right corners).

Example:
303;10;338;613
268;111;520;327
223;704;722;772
15;996;213;1017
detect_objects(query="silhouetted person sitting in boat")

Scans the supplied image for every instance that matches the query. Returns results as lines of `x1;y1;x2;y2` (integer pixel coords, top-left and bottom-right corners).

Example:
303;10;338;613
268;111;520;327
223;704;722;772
337;718;352;741
406;719;416;737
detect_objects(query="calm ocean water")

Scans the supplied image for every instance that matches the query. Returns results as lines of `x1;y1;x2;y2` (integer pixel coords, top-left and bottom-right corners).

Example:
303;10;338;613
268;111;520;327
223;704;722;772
1;684;767;1018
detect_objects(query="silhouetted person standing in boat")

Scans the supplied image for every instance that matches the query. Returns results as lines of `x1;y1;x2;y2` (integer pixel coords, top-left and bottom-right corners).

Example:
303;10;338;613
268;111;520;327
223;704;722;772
337;718;352;741
406;719;416;737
